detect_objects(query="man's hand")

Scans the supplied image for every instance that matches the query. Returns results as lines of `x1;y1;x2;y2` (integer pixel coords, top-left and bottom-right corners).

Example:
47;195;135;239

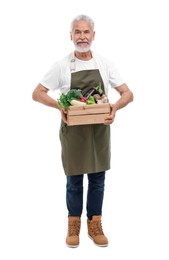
61;108;68;123
104;104;116;125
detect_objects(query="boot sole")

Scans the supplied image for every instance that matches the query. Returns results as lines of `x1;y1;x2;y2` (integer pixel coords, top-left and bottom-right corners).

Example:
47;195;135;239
66;243;79;248
88;235;108;247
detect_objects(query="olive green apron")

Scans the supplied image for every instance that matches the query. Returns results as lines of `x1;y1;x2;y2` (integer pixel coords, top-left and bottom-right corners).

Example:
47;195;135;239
59;61;111;176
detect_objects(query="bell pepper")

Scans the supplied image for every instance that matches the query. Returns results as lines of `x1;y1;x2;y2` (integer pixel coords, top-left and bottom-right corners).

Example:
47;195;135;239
86;96;96;104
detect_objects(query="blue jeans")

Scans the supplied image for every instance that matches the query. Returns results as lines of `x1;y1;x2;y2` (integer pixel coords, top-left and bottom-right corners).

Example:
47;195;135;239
66;172;105;219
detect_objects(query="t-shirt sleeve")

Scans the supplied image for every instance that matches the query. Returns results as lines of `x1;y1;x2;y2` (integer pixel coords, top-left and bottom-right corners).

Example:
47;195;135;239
108;61;124;88
40;62;61;91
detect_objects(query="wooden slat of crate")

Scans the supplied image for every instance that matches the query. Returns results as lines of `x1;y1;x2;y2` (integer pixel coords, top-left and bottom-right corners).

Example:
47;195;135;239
68;113;110;125
67;103;110;126
68;103;110;115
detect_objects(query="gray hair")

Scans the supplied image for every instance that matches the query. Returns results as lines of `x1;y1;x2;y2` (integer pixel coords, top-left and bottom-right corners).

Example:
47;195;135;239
70;14;95;32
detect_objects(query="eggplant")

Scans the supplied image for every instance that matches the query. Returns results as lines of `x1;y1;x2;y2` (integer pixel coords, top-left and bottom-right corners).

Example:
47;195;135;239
83;87;98;99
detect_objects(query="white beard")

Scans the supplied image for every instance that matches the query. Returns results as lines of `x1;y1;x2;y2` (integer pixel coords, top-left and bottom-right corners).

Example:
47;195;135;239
74;43;91;53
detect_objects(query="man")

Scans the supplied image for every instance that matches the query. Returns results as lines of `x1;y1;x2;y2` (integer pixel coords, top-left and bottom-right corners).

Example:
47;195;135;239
32;14;133;248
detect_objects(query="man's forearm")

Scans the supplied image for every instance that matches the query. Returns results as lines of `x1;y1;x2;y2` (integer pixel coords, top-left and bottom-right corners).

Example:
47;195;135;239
113;90;134;111
32;86;59;109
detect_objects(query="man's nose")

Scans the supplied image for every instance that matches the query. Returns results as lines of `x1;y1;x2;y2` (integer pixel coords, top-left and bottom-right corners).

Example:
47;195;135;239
79;33;86;39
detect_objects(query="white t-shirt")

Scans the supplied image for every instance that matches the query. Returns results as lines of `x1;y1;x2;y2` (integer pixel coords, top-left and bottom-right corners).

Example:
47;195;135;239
40;52;124;95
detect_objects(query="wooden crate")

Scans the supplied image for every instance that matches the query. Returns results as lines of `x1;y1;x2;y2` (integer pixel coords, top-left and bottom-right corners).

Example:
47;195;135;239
67;103;111;126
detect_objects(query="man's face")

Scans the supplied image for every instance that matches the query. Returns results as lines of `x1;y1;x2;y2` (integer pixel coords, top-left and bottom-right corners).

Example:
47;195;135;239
70;20;95;53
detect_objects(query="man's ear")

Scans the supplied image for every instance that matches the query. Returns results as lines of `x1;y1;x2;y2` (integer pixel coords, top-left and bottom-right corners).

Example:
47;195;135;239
70;32;72;41
93;31;95;40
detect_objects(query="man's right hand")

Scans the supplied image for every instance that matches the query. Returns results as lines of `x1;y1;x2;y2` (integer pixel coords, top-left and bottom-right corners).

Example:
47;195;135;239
61;109;68;124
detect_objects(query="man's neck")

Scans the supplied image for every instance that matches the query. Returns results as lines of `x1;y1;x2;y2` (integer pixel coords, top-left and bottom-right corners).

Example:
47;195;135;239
74;50;93;61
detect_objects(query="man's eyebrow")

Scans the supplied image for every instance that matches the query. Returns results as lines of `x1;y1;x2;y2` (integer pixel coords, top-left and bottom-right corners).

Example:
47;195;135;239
74;29;90;32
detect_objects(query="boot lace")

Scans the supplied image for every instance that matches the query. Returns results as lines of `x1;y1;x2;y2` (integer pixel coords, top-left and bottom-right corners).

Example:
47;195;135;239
68;220;80;236
91;221;104;236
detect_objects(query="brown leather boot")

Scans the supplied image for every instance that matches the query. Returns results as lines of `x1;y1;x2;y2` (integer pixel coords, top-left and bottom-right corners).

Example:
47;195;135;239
66;216;81;248
87;215;108;247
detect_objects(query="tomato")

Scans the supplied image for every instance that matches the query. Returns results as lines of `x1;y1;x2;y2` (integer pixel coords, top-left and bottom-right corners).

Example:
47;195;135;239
78;97;87;102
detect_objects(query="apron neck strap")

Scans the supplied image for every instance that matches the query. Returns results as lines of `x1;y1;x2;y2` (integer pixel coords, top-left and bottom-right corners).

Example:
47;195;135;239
70;52;98;72
70;52;76;72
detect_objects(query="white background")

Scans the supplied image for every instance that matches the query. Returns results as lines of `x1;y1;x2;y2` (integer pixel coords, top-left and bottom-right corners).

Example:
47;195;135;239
0;0;169;259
